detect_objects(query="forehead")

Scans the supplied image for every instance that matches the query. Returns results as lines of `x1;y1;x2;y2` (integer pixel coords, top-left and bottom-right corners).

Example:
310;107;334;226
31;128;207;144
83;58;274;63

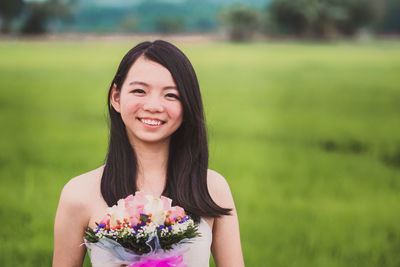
124;56;176;88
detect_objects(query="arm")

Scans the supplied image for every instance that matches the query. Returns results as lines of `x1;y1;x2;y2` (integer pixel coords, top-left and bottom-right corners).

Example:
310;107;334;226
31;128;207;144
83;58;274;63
208;170;245;267
53;178;90;267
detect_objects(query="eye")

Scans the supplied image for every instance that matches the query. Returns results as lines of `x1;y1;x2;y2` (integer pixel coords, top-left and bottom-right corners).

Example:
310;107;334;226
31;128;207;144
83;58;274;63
166;93;180;100
131;89;145;94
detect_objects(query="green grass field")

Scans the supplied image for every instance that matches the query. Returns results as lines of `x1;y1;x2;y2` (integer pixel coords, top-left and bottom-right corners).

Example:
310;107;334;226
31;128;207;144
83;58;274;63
0;39;399;266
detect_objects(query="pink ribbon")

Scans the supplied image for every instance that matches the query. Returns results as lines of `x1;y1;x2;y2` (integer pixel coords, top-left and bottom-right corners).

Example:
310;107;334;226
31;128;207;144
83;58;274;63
129;254;186;267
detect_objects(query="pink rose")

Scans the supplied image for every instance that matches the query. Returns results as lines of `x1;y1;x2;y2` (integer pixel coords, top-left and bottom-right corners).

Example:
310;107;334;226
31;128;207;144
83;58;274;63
161;196;172;210
168;206;185;220
125;192;148;225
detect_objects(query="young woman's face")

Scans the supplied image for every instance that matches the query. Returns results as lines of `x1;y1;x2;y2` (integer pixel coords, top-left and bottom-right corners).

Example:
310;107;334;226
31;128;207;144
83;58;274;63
111;56;183;146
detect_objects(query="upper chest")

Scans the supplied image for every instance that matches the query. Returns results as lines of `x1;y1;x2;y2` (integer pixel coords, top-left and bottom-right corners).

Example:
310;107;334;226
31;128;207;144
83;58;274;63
87;190;109;229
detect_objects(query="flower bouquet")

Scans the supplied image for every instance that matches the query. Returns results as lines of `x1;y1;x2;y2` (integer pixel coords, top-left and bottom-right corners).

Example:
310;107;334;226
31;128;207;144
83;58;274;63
84;192;200;267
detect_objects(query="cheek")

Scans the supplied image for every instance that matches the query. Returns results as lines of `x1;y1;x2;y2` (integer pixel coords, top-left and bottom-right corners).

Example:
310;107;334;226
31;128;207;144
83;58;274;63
120;99;142;120
169;103;183;121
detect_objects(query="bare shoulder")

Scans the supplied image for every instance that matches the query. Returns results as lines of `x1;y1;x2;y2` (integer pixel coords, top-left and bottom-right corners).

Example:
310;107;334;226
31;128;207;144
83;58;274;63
207;170;244;266
207;169;234;209
207;169;230;191
59;165;104;208
53;165;105;266
66;165;104;187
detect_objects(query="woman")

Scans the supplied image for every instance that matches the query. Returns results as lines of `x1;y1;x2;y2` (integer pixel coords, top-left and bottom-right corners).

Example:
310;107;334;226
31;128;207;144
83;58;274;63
53;40;244;267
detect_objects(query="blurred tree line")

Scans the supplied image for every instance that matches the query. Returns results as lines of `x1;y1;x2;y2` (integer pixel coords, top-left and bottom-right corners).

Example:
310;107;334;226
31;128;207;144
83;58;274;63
0;0;399;39
0;0;225;34
0;0;75;34
220;0;400;40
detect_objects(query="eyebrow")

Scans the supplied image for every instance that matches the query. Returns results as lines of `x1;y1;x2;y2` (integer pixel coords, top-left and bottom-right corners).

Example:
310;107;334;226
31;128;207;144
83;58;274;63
128;81;177;90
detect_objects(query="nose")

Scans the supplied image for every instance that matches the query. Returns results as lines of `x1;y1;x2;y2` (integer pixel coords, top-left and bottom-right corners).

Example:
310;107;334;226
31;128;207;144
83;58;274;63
142;95;164;113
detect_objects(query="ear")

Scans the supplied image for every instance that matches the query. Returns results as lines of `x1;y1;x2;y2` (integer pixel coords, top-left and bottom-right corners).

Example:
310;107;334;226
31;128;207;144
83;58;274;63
110;83;121;113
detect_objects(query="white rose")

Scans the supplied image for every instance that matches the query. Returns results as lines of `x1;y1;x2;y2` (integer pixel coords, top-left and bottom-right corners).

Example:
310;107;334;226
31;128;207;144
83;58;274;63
143;195;166;225
107;199;128;227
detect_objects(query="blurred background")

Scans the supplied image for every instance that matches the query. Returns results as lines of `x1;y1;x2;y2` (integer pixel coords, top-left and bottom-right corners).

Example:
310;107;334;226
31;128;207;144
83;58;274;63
1;0;400;39
1;0;399;266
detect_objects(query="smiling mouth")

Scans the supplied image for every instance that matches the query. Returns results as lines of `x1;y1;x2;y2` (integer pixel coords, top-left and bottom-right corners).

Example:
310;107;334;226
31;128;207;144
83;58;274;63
138;118;166;126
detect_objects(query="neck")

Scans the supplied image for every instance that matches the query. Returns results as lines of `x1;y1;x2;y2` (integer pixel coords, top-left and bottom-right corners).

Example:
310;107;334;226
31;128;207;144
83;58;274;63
131;138;170;197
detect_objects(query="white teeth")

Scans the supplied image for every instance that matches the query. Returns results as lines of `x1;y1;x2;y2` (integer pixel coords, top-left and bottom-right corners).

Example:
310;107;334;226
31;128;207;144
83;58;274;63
141;119;162;126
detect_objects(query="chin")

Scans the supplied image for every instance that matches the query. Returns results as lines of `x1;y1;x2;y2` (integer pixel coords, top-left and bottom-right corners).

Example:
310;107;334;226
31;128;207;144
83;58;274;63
135;135;171;145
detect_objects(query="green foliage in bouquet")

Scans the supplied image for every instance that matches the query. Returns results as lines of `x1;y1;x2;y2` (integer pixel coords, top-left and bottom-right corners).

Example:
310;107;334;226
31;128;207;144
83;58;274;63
157;224;200;251
84;217;201;255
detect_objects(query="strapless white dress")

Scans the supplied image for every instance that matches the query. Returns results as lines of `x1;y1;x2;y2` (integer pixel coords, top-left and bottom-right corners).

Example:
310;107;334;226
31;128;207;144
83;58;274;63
87;218;212;267
181;218;213;267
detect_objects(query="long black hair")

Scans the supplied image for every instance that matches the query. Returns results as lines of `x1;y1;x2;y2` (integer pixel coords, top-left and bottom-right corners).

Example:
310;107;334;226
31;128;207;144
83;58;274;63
101;40;231;220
